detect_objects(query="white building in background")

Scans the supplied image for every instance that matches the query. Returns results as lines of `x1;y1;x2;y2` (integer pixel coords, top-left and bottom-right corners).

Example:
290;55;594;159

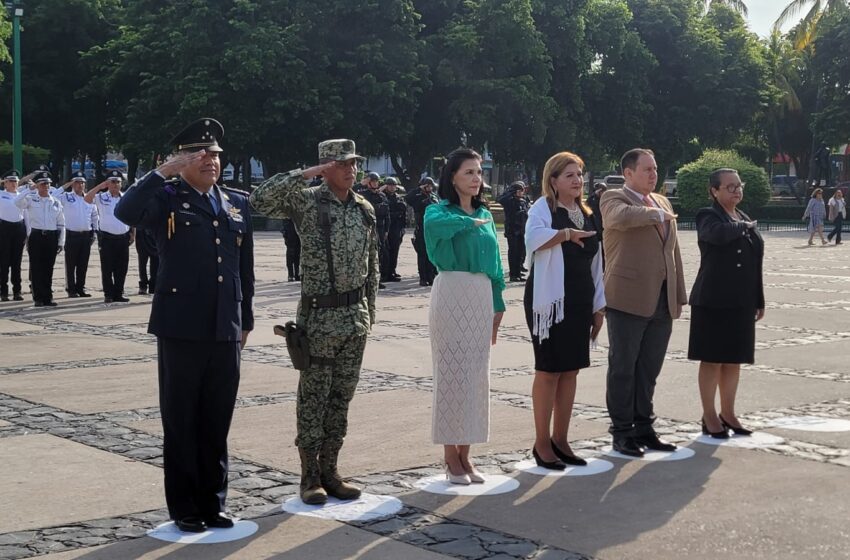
222;158;265;183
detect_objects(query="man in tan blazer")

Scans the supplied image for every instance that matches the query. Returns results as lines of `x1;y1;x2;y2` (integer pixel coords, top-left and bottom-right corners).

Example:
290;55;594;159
600;148;687;457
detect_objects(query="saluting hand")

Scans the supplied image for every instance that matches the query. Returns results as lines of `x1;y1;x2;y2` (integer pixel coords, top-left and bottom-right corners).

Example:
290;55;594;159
156;150;206;178
662;209;678;222
473;218;490;227
566;228;596;248
302;162;337;180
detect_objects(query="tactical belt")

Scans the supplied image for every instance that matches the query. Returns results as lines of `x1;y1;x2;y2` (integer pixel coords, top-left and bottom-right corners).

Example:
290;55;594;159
303;286;365;310
30;228;58;236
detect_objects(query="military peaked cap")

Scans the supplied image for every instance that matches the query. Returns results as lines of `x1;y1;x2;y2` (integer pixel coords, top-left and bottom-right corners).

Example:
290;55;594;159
71;171;86;181
170;118;224;152
105;170;123;181
33;170;52;183
3;169;20;180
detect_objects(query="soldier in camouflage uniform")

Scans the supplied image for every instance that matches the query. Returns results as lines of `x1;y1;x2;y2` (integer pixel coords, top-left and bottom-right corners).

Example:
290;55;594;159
250;139;378;505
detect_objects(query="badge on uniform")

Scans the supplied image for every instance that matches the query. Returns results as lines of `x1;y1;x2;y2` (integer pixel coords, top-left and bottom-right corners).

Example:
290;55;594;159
228;206;243;222
182;203;190;209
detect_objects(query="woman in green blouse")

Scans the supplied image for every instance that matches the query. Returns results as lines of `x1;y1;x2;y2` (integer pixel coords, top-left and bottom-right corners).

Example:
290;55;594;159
424;148;506;485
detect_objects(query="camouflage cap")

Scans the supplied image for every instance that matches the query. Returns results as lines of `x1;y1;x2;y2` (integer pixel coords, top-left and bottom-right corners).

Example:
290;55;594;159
318;139;365;163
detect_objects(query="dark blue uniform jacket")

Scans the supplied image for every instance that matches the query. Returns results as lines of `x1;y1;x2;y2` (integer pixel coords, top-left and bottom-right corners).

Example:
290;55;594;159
115;172;255;341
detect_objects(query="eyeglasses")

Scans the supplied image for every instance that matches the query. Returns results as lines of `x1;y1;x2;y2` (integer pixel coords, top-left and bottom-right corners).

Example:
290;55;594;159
722;183;745;193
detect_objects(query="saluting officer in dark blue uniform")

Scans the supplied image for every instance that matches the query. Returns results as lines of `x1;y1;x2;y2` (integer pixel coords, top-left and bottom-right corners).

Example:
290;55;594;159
114;118;255;534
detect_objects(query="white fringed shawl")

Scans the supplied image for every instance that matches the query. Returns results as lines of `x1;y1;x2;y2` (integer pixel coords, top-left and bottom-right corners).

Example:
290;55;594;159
524;197;606;341
524;198;565;341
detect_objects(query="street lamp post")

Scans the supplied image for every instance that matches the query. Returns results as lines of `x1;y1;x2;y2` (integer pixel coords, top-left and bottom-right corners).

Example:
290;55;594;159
5;0;23;172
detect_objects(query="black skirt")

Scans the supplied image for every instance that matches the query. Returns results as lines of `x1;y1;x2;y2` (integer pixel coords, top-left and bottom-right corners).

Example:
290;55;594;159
524;303;593;373
688;305;756;364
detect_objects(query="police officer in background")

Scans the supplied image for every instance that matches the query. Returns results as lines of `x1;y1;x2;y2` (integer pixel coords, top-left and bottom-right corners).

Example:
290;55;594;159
360;173;389;287
0;170;27;301
409;176;439;286
14;170;65;306
250;138;378;507
115;118;254;534
58;171;98;298
383;177;407;282
280;218;301;282
500;181;529;282
86;170;133;303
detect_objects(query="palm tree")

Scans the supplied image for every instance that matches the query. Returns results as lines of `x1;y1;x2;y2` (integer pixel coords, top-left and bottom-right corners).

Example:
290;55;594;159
774;0;848;49
705;0;748;15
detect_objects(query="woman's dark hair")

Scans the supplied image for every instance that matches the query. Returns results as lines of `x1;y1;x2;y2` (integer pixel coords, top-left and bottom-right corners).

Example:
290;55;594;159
437;147;487;209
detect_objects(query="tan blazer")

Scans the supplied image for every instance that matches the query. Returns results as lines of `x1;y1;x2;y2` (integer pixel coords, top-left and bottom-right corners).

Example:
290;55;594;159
600;188;687;318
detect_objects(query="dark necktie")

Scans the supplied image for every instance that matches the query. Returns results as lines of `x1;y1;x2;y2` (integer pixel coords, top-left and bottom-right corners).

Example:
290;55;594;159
204;192;219;215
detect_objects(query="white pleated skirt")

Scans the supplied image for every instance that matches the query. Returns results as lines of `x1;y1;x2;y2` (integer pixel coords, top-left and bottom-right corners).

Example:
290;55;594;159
429;271;493;444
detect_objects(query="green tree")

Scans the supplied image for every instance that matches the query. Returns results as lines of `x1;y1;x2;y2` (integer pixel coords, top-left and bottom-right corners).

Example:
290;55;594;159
677;149;770;212
775;0;848;49
809;8;850;148
0;9;11;84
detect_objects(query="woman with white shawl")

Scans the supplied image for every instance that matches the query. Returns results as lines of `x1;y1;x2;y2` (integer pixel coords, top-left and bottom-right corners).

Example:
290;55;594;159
523;151;606;470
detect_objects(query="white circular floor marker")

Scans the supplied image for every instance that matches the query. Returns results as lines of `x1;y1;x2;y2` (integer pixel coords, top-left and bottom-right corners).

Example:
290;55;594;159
147;520;258;544
514;457;614;476
693;431;784;448
768;416;850;432
282;493;402;522
601;446;696;462
413;474;519;496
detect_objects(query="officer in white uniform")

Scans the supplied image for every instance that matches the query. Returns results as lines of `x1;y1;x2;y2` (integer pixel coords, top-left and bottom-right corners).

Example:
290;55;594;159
0;169;27;301
14;170;65;306
58;171;98;297
85;170;133;303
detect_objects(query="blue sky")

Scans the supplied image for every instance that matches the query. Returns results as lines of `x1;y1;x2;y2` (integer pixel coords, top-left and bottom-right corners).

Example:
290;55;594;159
745;0;796;37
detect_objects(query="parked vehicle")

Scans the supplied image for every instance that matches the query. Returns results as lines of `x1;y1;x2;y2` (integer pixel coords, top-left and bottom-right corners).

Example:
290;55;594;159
771;175;797;196
603;175;625;188
663;179;677;196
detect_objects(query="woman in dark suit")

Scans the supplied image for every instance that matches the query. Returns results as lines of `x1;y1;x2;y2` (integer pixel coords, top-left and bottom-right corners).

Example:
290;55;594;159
688;168;764;438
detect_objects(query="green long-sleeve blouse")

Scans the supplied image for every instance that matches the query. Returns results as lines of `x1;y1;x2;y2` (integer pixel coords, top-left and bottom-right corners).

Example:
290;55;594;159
424;200;506;312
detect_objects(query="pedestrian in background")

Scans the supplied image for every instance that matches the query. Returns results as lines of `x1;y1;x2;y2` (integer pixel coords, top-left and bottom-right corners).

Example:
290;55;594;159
827;189;845;245
280;217;301;281
803;188;827;246
86;170;133;302
57;171;97;298
0;170;27;301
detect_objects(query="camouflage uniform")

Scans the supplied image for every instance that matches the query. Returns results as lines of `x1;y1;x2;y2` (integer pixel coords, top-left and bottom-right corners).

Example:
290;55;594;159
250;164;378;453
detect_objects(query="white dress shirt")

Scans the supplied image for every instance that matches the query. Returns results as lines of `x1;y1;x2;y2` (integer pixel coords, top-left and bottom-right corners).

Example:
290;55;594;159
94;191;130;235
14;189;66;247
0;190;26;223
58;191;99;232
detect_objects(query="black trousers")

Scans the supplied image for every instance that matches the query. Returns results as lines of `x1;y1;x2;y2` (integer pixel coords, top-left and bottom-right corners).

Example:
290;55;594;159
386;227;404;276
377;222;389;279
136;243;159;291
65;231;92;295
506;234;525;278
412;230;437;284
284;238;301;279
0;220;26;297
157;337;241;520
99;232;130;298
828;214;844;244
605;288;673;438
27;230;59;303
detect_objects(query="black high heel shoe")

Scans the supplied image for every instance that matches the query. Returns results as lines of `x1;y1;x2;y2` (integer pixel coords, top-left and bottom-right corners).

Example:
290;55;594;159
551;439;587;466
701;418;730;439
532;447;566;470
719;414;753;436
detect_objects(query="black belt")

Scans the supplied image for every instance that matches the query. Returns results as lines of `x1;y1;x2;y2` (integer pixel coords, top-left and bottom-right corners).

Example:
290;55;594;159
30;228;58;235
303;286;365;310
66;230;92;236
100;231;129;238
0;219;24;226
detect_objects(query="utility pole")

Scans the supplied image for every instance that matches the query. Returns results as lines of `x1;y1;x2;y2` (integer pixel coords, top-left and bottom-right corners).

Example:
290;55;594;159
5;1;24;171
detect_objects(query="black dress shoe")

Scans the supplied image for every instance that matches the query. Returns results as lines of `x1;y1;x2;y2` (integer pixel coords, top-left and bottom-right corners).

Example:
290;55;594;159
0;295;8;302
635;433;677;452
378;283;386;289
174;517;207;533
719;414;753;436
551;440;587;466
138;287;147;295
419;279;428;286
391;273;401;280
113;296;130;303
44;301;58;307
612;438;645;457
12;294;23;301
204;513;235;528
104;297;113;304
68;292;80;298
385;276;401;282
34;301;45;307
702;418;730;439
77;291;91;297
531;446;566;470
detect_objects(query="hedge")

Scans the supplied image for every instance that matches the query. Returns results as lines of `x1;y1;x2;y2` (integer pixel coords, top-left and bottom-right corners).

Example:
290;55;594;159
0;142;52;173
676;149;770;213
